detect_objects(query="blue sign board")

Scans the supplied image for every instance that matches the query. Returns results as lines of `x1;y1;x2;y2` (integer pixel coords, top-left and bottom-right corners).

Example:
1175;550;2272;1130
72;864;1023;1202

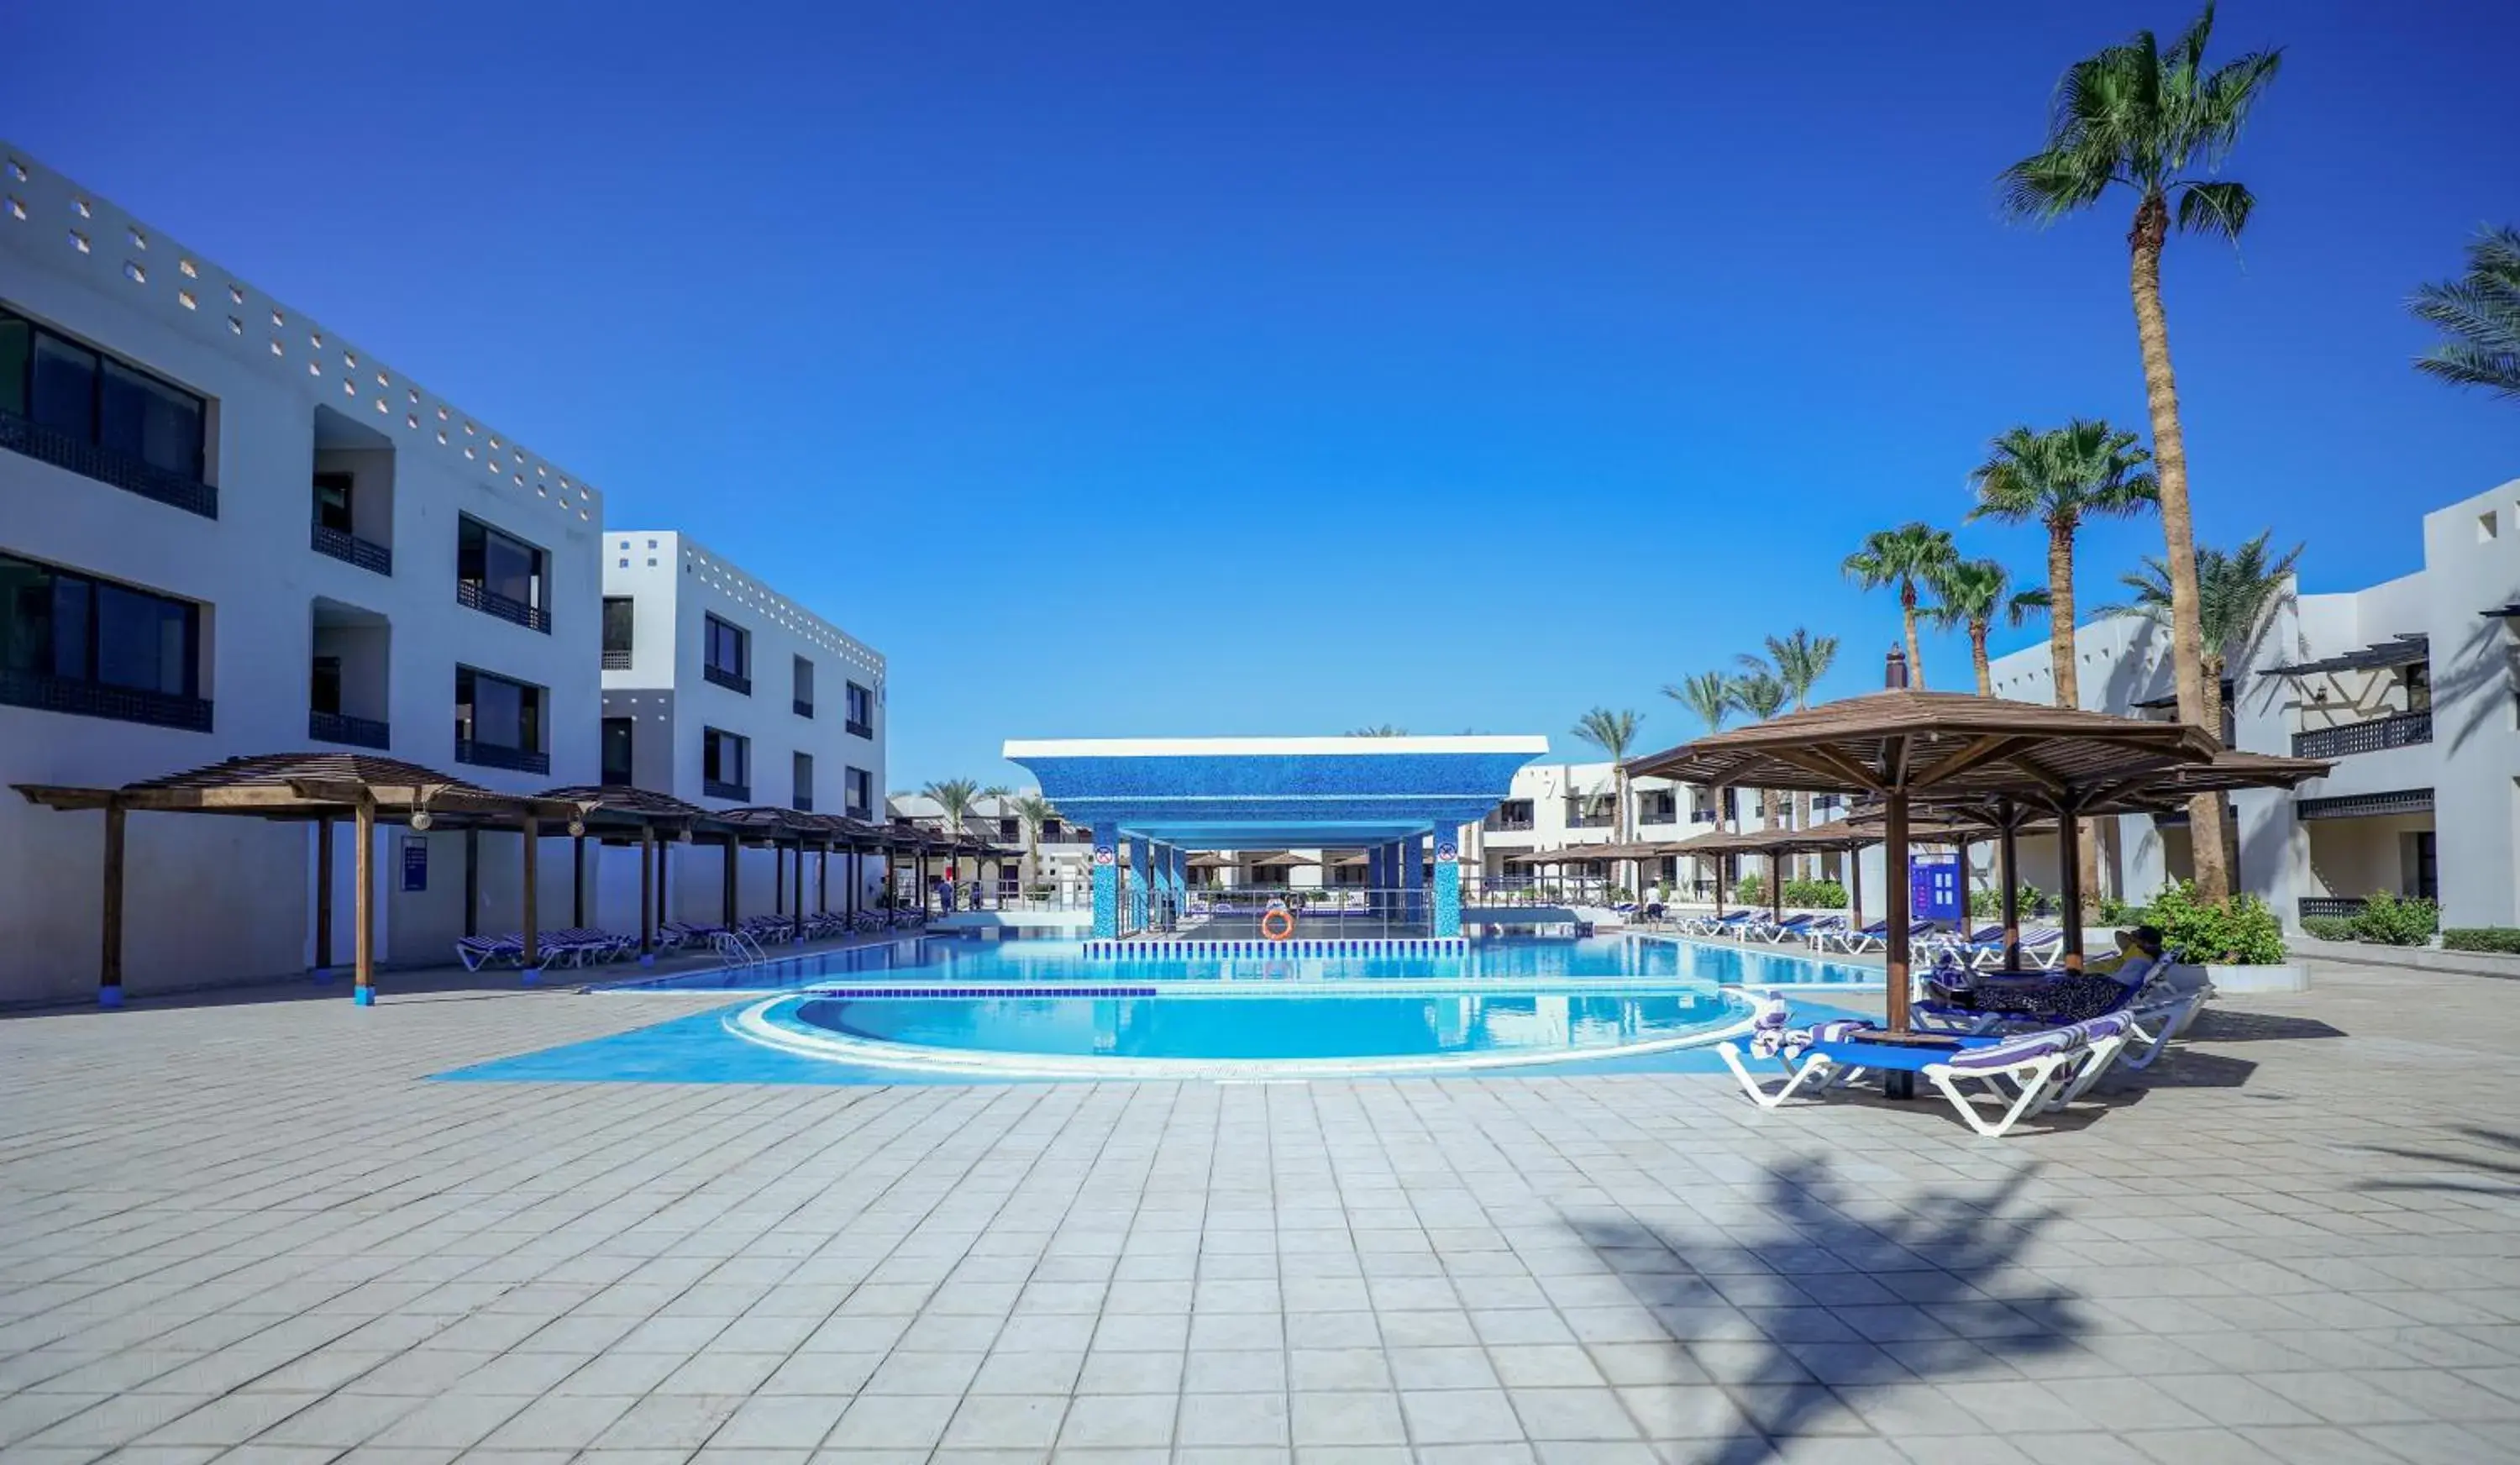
401;837;428;893
1909;850;1961;924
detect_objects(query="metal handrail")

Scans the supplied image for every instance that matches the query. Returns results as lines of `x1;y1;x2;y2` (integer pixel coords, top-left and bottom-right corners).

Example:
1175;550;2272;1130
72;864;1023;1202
311;521;393;575
0;405;217;518
456;579;551;633
2292;708;2432;759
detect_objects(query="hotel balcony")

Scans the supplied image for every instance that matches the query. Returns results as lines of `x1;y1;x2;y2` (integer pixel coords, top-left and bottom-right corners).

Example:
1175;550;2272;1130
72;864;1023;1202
0;667;213;732
0;404;218;519
2292;708;2432;760
456;738;550;776
308;710;391;750
457;579;551;634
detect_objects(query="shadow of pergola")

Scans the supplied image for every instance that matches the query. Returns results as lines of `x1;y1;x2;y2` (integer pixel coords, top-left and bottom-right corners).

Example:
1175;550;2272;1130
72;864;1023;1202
1569;1154;2083;1462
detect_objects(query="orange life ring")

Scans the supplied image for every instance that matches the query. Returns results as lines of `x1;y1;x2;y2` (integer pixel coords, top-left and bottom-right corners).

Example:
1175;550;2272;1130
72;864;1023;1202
1259;907;1296;942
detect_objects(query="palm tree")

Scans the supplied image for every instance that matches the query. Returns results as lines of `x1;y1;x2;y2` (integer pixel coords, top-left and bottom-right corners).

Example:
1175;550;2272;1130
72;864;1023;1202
1569;707;1643;843
1011;793;1057;894
2097;531;2303;880
1844;523;1958;690
1968;421;2158;705
1738;629;1840;871
1922;559;2017;696
1999;3;2281;901
921;778;980;836
1726;672;1790;834
1663;672;1735;737
2410;225;2520;403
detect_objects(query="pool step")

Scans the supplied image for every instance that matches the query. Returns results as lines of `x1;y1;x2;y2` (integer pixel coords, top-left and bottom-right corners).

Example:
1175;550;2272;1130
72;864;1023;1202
1080;937;1472;960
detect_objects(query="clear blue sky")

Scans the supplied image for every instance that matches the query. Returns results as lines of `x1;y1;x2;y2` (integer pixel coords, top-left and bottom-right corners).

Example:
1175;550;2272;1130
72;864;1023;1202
18;2;2514;789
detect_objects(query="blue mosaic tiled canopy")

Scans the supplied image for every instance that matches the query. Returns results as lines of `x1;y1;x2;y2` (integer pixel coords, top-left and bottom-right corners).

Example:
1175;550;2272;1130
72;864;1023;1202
1001;736;1548;848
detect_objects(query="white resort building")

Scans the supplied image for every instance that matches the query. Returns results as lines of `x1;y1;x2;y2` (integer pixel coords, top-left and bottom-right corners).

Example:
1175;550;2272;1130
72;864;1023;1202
600;533;888;923
0;143;885;1005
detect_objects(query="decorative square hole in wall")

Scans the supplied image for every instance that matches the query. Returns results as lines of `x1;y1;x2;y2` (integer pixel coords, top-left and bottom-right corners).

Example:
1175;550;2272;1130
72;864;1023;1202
2482;511;2500;543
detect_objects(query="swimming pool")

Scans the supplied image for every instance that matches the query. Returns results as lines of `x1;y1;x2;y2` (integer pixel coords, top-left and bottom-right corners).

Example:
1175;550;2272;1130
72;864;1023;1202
609;932;1871;994
657;935;1875;1079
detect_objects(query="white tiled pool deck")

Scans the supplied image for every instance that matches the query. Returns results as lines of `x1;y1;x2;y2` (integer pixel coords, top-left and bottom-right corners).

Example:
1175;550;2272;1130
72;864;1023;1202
5;959;2520;1464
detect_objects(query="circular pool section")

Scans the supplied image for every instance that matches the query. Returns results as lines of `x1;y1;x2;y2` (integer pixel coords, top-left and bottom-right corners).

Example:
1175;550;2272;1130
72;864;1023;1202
728;986;1759;1079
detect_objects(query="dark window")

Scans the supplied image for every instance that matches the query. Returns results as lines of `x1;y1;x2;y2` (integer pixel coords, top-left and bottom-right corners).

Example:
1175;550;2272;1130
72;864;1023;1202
2412;831;2439;901
845;680;874;735
601;596;633;668
1721;788;1739;821
793;751;814;811
312;472;355;534
1042;817;1064;843
846;765;874;819
0;305;213;514
706;615;747;676
601;716;633;786
704;727;750;798
454;666;543;752
793;654;814;716
310;655;343;716
0;551;207;729
999;817;1019;842
455;516;549;630
1638;790;1677;822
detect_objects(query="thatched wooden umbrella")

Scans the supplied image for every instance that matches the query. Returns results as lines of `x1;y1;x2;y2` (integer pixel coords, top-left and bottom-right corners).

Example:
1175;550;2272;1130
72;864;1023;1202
1628;690;2253;1045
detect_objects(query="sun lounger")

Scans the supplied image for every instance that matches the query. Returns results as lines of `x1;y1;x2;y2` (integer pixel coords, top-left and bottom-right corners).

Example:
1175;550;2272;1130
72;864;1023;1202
454;932;522;971
1748;913;1822;943
1718;992;2128;1137
1796;915;1849;948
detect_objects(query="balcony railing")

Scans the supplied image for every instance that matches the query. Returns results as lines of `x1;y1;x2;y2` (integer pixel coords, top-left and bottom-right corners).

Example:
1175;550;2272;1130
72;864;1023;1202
1;668;212;732
2;406;217;519
455;738;549;775
2299;895;2369;921
309;709;390;750
1484;815;1536;832
704;663;751;696
2292;708;2433;759
1638;806;1679;826
310;522;392;576
601;648;633;670
456;580;550;633
1691;810;1718;824
705;778;750;801
845;717;874;739
794;698;814;718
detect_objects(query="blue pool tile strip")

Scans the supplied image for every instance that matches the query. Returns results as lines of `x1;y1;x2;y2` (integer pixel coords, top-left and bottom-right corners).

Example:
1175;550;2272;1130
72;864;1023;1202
804;985;1162;999
1079;937;1470;959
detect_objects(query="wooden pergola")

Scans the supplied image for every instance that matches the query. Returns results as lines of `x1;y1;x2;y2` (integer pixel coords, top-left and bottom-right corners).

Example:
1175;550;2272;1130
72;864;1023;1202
534;785;716;956
15;754;593;1008
1626;690;2315;1053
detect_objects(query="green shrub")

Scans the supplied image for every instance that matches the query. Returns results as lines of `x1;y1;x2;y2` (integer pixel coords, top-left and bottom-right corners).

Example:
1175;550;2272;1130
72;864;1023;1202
1781;878;1848;909
2442;927;2520;954
2300;915;2358;942
2349;891;2439;947
2097;894;2154;926
1734;872;1764;906
1969;884;2051;919
2150;881;2288;965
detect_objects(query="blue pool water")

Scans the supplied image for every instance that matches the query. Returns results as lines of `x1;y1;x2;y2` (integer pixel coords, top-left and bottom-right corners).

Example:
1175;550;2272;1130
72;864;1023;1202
436;936;1877;1085
609;933;1872;994
796;989;1746;1062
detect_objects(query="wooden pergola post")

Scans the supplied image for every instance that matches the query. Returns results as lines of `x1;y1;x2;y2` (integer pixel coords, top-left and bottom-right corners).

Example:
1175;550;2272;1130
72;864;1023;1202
521;816;541;974
845;844;859;920
774;845;786;915
1998;796;2022;971
658;834;673;927
791;838;805;938
1883;785;1914;1095
638;823;655;958
572;830;586;929
463;828;480;938
1848;840;1864;932
816;844;828;914
2056;807;2085;973
314;817;334;979
99;797;126;1008
723;835;738;926
353;794;377;1006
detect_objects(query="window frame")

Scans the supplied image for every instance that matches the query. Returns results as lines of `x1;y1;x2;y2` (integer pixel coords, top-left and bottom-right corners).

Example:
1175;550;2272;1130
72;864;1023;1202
453;664;545;754
601;715;634;787
703;725;751;798
0;549;205;707
1;302;207;483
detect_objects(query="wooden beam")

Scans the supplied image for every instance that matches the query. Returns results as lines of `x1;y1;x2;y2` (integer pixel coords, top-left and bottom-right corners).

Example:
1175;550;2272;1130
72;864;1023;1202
639;823;654;955
1998;796;2021;972
1883;790;1914;1087
522;817;540;972
13;784;118;812
2056;809;2085;972
1996;748;2073;799
1761;745;1887;795
463;828;480;937
315;818;334;975
100;799;126;1008
1908;735;2036;791
354;796;376;1006
572;832;586;929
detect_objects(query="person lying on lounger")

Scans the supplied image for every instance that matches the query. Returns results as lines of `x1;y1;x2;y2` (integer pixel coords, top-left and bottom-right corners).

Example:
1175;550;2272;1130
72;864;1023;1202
1931;926;2166;1022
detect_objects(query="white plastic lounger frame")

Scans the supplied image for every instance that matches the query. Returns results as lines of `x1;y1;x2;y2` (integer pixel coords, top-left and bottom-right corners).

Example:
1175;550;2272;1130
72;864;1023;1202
1717;1010;2123;1139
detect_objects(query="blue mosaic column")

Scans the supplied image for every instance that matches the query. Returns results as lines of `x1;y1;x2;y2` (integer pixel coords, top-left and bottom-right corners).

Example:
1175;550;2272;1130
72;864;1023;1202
1168;845;1189;922
1369;843;1388;920
1091;822;1119;939
1129;838;1151;933
1433;831;1462;937
1401;834;1425;927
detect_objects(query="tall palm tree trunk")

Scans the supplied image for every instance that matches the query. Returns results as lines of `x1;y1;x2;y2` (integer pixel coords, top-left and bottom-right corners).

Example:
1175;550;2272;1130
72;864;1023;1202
2130;196;2230;901
1899;587;1926;690
2045;524;2103;915
1970;626;1992;696
2202;654;2237;880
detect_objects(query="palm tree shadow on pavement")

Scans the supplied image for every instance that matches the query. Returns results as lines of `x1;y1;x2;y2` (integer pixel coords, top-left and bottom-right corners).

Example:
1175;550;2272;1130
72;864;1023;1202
1569;1154;2084;1463
2352;1124;2520;1199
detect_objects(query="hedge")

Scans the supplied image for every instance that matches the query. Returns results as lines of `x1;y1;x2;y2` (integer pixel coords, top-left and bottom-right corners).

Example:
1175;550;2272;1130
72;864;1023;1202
2442;928;2520;954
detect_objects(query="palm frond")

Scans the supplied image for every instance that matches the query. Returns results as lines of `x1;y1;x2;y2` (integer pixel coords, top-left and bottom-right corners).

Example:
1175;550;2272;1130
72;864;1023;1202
1570;706;1642;760
2410;226;2520;402
2007;589;2052;628
2173;180;2255;243
1663;673;1735;736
